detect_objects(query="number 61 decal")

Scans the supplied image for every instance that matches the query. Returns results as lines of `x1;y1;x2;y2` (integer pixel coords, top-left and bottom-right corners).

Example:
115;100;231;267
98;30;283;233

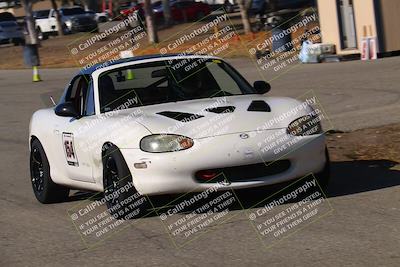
62;133;79;167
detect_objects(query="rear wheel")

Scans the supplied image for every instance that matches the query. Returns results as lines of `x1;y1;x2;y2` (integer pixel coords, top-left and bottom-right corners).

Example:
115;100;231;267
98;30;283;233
30;139;69;203
103;145;149;220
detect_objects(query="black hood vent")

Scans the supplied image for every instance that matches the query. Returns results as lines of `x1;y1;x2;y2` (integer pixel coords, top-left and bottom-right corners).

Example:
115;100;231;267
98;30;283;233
247;101;271;112
157;111;204;122
205;106;236;114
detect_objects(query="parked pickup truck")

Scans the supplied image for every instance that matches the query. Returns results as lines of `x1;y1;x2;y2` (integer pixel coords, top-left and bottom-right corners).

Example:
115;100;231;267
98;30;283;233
33;6;98;40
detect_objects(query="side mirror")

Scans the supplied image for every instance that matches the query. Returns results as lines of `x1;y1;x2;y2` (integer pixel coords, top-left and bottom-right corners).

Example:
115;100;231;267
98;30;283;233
55;102;80;118
253;80;271;94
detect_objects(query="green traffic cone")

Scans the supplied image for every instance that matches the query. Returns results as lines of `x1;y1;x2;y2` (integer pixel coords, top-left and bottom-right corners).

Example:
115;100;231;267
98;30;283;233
32;66;42;82
126;69;135;80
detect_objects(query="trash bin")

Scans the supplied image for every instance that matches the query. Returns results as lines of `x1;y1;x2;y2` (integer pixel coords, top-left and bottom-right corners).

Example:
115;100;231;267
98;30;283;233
23;44;40;67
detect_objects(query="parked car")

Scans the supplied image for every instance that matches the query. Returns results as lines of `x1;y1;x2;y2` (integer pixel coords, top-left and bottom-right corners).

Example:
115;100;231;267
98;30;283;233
198;0;235;13
251;0;315;14
153;0;211;22
119;1;143;18
29;54;330;220
34;7;98;40
266;0;315;11
0;12;24;45
85;10;109;23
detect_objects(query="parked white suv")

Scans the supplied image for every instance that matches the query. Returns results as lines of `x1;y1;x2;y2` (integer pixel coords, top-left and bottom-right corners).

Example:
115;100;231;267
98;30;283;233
34;6;98;40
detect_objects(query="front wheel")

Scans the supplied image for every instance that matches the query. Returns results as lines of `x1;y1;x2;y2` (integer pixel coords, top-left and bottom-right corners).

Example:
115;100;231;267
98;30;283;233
224;4;235;13
103;145;149;220
36;28;48;40
98;16;107;23
13;39;24;46
30;139;69;203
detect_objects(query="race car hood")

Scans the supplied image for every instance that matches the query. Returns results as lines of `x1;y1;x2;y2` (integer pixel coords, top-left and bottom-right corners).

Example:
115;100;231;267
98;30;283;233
116;95;314;139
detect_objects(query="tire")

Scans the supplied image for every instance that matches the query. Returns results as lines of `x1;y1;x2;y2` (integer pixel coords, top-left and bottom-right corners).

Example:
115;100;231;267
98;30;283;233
30;139;70;203
36;27;48;41
13;39;22;46
62;24;70;35
36;28;43;40
314;147;331;192
225;4;234;13
103;145;149;220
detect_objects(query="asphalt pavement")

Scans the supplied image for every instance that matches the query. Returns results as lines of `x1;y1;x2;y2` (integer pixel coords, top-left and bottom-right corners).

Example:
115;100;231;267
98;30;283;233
0;56;399;266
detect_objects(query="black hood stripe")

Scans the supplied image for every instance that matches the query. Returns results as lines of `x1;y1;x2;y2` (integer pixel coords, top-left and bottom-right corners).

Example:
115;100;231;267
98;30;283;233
247;100;271;112
205;106;236;114
157;111;204;122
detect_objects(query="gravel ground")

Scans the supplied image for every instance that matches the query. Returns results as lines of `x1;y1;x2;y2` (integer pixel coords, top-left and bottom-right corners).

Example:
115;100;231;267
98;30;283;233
327;124;400;163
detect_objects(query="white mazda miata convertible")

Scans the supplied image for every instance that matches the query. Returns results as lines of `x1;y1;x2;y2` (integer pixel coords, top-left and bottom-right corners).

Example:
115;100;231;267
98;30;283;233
29;54;329;216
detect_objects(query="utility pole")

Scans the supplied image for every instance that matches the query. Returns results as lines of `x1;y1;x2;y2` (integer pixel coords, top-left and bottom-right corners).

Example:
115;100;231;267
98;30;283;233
237;0;253;34
50;0;64;36
162;0;172;26
143;0;159;43
22;0;38;45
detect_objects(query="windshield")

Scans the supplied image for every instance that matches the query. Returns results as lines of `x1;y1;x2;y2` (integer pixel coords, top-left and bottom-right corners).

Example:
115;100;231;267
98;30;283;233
33;10;50;19
61;8;86;16
152;1;162;7
98;59;255;113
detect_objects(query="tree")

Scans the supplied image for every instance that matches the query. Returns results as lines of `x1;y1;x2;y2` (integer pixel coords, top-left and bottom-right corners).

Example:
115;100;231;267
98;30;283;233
79;0;97;11
162;0;172;26
22;0;38;44
50;0;64;36
143;0;159;43
237;0;253;34
61;0;70;6
112;0;121;18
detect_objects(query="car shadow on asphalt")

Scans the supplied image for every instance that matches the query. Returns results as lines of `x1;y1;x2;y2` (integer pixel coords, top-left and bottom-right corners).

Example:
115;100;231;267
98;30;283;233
328;159;400;197
145;159;400;217
65;159;400;218
67;191;99;202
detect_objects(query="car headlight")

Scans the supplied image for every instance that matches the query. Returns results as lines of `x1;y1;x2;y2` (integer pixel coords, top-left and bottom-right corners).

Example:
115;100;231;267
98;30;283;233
65;20;72;27
287;115;322;136
140;134;194;153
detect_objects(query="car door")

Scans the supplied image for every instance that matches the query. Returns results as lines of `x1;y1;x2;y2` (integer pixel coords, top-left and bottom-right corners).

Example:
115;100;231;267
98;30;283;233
54;75;96;183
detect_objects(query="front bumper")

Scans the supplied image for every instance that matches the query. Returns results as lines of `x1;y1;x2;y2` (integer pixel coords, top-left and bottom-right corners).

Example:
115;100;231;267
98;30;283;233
0;33;24;44
120;131;327;195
